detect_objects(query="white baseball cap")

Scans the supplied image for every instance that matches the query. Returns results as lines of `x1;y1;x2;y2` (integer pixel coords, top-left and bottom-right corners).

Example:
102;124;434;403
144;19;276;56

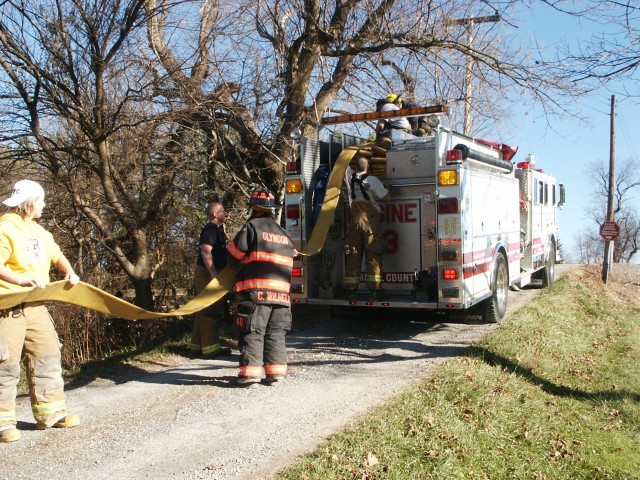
2;180;46;207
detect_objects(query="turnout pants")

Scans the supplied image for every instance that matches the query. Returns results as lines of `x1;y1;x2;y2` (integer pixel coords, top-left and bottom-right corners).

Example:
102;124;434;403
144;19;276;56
236;302;292;380
191;265;226;356
0;303;69;431
344;201;384;290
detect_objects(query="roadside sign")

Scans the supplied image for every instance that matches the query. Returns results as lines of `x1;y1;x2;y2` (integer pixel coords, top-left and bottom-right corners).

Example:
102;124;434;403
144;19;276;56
599;221;620;241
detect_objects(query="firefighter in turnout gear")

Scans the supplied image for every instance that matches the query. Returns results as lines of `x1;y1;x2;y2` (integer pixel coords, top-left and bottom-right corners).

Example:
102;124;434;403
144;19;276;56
344;156;391;301
0;180;80;443
227;189;296;387
376;93;413;149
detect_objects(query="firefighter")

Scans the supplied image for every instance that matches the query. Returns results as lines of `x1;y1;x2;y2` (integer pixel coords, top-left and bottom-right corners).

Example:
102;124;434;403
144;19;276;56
376;93;412;149
403;100;432;137
227;189;296;387
190;201;232;358
344;155;391;301
0;180;80;443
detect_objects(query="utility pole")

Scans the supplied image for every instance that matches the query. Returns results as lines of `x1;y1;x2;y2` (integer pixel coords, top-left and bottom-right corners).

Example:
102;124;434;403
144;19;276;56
602;95;616;283
449;13;500;136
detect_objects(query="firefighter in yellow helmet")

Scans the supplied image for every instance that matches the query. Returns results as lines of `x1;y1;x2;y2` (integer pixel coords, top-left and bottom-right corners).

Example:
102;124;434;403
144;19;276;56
376;93;412;149
227;189;296;387
343;156;391;301
0;180;80;443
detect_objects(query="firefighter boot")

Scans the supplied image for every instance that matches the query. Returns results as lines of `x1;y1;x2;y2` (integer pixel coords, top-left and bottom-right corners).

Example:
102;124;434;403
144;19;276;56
53;413;80;429
0;427;20;443
236;377;261;388
36;413;80;430
376;134;392;150
262;374;285;386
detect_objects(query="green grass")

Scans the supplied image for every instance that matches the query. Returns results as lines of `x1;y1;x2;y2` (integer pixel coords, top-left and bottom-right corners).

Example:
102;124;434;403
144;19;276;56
276;277;640;480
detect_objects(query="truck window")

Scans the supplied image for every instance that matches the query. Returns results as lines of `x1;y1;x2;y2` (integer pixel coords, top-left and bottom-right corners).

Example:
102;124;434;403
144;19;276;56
538;180;544;206
544;182;548;205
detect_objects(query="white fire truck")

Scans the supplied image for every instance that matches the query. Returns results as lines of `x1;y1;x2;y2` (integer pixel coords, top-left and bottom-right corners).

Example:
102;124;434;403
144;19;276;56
284;106;565;322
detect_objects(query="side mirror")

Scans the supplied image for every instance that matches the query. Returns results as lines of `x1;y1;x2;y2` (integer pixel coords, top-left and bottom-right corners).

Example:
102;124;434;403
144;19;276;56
558;183;566;209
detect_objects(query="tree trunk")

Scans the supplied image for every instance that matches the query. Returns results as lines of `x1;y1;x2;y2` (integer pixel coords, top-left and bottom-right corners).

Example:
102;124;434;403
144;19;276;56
132;276;154;310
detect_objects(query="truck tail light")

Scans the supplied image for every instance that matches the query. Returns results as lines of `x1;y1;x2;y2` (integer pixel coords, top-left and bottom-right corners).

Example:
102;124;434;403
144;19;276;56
286;159;301;174
286;204;300;218
446;149;463;164
442;268;458;280
438;170;458;185
438;198;459;214
286;179;303;193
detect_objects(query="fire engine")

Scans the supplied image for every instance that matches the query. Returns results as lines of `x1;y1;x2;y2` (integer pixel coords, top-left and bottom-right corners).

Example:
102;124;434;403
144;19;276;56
284;106;565;322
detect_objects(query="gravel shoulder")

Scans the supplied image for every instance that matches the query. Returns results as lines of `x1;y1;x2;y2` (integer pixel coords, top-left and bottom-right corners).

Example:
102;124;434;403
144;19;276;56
1;265;578;480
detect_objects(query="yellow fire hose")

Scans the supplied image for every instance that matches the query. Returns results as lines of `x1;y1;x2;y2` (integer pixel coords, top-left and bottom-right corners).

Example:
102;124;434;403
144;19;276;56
0;144;370;320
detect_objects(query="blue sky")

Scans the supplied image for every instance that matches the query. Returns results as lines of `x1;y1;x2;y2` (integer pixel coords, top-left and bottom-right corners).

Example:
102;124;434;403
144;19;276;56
504;4;639;262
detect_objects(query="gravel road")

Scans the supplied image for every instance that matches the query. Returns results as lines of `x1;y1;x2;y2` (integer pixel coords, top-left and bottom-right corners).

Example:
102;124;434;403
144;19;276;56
0;270;562;480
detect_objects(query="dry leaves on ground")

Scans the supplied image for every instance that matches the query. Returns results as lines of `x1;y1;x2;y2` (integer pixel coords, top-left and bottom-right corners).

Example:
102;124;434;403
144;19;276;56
563;264;640;307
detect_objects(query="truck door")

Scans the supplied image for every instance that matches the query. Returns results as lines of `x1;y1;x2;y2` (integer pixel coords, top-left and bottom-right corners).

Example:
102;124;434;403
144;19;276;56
379;197;423;293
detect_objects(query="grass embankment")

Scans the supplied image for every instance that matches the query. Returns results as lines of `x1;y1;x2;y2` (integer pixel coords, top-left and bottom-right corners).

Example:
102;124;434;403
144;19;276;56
277;271;640;480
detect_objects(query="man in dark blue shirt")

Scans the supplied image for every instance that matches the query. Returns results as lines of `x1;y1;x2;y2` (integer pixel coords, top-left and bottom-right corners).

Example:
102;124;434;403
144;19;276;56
191;201;231;357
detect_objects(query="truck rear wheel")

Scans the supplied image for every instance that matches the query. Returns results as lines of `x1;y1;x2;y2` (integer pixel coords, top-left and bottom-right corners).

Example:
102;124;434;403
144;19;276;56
541;243;556;288
484;253;508;323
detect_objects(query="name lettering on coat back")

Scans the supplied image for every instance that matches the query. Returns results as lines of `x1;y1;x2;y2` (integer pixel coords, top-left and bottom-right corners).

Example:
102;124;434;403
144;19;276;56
262;232;290;245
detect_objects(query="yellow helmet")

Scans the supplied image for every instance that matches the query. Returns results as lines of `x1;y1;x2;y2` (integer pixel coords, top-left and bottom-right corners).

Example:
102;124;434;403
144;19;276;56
386;93;399;103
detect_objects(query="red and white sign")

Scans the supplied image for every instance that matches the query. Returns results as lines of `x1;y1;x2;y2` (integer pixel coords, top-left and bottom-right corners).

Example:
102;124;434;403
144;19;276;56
599;221;620;241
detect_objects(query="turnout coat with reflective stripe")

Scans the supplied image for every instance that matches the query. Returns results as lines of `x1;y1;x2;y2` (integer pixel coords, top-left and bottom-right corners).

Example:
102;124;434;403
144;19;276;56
227;215;294;306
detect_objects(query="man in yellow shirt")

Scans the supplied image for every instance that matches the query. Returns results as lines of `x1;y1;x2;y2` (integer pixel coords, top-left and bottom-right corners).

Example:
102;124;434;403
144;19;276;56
0;179;80;443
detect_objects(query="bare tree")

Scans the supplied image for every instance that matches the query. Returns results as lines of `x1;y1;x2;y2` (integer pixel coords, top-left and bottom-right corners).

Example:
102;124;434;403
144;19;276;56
0;0;206;308
141;0;580;186
584;159;640;263
574;231;603;264
538;1;640;94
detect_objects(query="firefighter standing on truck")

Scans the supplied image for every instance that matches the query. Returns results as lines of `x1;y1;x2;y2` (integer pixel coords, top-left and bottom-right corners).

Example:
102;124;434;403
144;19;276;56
0;180;80;443
344;155;391;301
376;93;412;149
227;189;296;388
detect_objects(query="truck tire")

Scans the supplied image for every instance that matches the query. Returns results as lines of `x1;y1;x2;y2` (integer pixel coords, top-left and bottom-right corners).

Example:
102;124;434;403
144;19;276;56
541;242;556;288
484;253;508;323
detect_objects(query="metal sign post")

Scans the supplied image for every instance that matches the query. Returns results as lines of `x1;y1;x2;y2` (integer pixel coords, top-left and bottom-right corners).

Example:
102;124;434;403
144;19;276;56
601;95;617;284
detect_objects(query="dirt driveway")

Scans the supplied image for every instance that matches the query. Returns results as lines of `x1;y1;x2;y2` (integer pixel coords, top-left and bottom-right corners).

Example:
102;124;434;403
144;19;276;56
1;267;573;480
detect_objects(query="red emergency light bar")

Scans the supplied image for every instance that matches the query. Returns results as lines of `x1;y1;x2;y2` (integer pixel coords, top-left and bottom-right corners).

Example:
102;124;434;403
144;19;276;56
517;161;544;173
446;149;463;164
321;105;448;125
